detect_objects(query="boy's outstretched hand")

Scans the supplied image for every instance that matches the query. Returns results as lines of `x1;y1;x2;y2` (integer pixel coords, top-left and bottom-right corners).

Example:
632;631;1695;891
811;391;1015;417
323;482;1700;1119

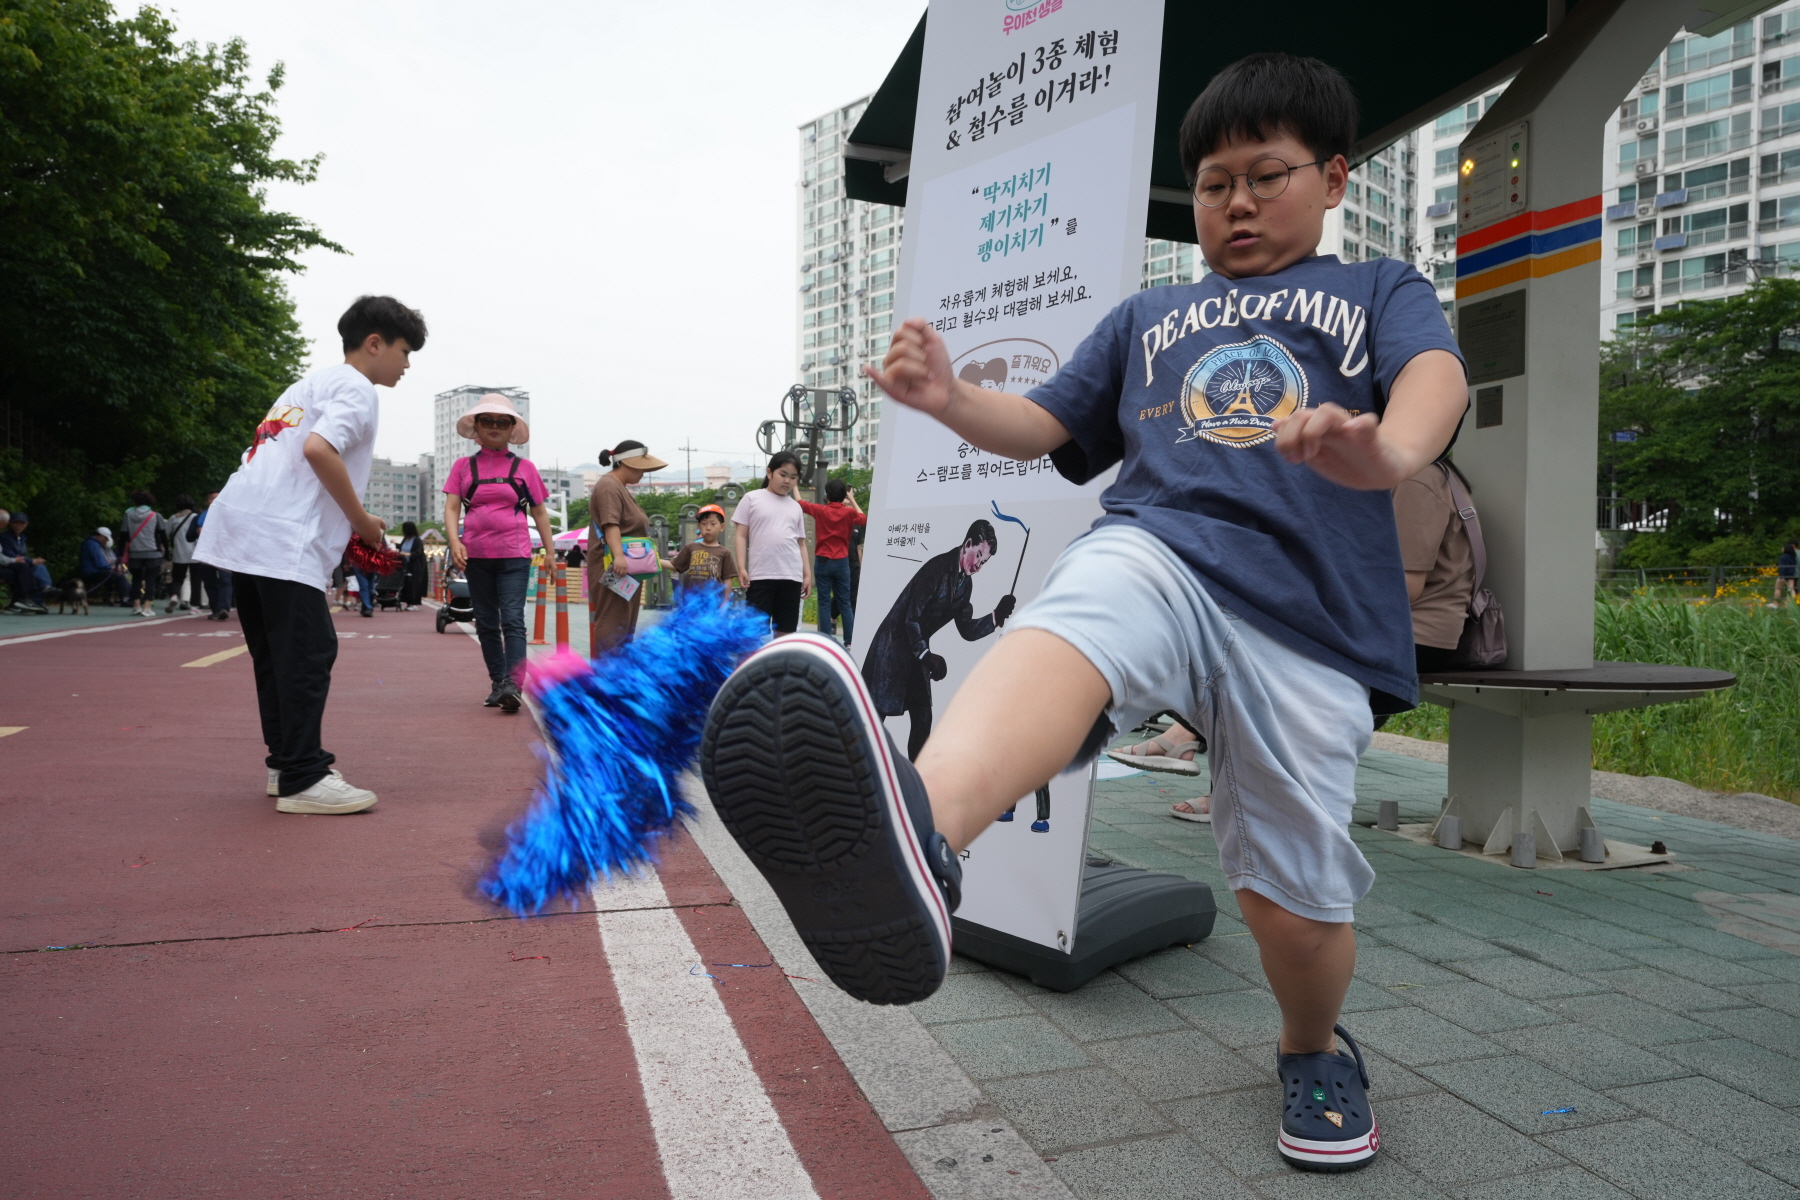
864;318;955;418
1273;405;1405;490
861;317;1074;462
1274;349;1469;491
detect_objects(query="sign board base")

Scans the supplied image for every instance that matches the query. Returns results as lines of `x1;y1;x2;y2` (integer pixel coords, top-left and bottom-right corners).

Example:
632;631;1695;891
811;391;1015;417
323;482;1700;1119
951;864;1215;992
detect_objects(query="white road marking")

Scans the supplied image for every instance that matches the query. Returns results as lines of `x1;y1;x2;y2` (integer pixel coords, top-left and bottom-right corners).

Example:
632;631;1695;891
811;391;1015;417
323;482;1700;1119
593;870;819;1200
0;612;200;646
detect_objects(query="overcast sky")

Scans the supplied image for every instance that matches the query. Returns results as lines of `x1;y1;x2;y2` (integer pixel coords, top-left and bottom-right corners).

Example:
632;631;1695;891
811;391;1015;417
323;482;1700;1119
160;0;923;475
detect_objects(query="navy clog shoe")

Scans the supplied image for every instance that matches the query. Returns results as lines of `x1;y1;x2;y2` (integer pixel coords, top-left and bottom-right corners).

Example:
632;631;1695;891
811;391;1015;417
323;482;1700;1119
1275;1024;1379;1172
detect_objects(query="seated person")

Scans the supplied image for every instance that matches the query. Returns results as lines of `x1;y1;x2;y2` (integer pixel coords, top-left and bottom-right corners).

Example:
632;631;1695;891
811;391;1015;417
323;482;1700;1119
80;527;132;606
1;510;48;613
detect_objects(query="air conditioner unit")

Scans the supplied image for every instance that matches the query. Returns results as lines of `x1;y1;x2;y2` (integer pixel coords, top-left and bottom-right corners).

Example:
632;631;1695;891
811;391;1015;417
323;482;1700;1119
1635;158;1659;177
1636;200;1655;218
1641;72;1659;90
1637;249;1656;264
1633;284;1654;299
1637;116;1659;133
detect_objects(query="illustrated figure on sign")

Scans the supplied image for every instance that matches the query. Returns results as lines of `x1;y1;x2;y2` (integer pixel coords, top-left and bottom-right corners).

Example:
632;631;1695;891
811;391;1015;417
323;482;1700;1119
997;785;1052;833
862;518;1016;760
959;358;1009;390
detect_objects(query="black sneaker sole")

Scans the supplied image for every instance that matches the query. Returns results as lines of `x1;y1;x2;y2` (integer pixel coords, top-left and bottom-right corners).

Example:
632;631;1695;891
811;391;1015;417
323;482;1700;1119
700;635;951;1006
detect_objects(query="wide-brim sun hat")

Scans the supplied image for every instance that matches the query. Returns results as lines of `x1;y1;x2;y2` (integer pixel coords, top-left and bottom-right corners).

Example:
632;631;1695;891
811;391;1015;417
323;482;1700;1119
456;394;530;444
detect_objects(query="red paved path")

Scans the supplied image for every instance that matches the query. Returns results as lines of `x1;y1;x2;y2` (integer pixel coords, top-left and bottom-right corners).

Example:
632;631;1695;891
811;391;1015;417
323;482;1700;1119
0;610;928;1199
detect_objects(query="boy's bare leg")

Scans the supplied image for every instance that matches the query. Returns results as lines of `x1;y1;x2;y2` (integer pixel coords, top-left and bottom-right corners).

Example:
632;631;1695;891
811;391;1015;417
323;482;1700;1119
915;628;1110;853
1238;890;1356;1055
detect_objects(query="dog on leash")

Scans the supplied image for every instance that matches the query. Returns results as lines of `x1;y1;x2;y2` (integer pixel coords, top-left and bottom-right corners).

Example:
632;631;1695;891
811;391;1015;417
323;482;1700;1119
52;577;89;615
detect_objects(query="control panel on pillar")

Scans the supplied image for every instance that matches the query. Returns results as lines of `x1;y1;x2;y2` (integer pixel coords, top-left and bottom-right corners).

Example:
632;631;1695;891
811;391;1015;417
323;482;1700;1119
1458;122;1529;234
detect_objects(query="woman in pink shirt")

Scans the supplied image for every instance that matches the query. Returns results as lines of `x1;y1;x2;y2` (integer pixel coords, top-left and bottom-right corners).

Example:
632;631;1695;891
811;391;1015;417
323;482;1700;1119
443;395;556;713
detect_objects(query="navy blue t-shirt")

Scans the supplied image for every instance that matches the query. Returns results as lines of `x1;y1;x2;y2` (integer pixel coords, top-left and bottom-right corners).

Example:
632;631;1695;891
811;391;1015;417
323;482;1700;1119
1027;255;1465;710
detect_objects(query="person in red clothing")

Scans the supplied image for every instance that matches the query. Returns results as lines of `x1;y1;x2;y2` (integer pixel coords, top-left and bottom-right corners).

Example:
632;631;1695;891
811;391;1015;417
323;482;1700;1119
799;479;868;647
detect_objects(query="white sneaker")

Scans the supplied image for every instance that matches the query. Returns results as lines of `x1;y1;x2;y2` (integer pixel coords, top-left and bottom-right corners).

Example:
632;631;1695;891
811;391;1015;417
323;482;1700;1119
266;768;279;797
275;770;377;814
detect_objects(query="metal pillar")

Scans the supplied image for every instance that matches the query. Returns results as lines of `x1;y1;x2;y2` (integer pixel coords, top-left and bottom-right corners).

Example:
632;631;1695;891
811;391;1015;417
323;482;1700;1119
1441;0;1704;855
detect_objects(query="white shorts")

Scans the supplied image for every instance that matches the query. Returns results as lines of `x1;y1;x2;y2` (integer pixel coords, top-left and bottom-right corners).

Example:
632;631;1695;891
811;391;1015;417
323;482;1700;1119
1010;523;1376;922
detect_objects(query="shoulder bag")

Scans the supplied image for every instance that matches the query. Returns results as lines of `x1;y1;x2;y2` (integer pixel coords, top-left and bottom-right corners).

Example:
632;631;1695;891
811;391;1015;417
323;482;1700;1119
1439;464;1507;669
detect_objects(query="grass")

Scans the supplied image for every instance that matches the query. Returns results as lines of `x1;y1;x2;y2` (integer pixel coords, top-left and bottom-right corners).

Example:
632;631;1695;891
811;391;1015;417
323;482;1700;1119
1382;594;1800;801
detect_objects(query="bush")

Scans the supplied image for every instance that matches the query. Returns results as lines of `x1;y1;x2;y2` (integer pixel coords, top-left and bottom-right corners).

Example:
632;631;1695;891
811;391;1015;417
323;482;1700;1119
1384;597;1800;801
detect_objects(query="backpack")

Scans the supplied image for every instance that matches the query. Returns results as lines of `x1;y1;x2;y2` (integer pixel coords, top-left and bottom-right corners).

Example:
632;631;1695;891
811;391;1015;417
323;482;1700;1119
1439;463;1507;669
462;451;532;514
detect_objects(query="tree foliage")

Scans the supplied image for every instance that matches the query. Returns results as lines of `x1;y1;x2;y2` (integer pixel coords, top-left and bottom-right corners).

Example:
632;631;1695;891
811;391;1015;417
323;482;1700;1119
1600;280;1800;559
0;0;339;572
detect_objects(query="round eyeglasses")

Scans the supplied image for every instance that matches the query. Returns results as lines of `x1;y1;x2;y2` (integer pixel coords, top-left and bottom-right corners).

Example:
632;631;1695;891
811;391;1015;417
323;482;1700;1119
1192;157;1329;208
475;415;516;429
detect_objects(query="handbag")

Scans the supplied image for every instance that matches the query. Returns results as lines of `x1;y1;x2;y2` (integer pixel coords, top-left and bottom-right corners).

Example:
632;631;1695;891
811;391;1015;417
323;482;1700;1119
1440;464;1507;669
616;536;660;576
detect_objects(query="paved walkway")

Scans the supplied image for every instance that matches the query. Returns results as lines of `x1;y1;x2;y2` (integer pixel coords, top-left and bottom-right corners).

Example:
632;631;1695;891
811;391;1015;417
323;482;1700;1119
11;600;1800;1199
898;742;1800;1200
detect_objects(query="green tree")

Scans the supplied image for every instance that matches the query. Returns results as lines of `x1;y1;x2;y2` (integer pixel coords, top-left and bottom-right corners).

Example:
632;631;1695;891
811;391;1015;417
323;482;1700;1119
1600;280;1800;557
0;0;339;574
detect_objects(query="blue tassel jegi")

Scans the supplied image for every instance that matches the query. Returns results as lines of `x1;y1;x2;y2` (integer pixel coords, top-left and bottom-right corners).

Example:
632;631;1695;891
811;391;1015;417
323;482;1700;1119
480;584;769;915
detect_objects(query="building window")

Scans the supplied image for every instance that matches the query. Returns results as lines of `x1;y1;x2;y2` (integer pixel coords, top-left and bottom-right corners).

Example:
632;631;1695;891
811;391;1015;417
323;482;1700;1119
1664;67;1751;119
1434;183;1457;204
1661;249;1744;293
1663;111;1751;163
1758;193;1800;231
1671;157;1750;200
1767;151;1800;197
1665;21;1752;78
1433;260;1456;283
1767;9;1800;47
1434;147;1458;176
1619;135;1658;170
1765;98;1800;139
1618;183;1638;204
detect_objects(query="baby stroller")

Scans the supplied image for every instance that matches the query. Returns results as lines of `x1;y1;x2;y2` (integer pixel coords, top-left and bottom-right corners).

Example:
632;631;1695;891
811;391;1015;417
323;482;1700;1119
373;564;405;611
435;569;474;633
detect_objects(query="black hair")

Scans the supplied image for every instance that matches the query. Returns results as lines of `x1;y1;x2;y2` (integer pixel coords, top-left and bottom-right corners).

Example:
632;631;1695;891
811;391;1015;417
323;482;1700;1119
764;450;802;484
174;493;196;512
338;295;428;353
129;489;156;507
697;509;724;524
402;520;420;539
1178;53;1359;184
599;440;647;467
825;479;848;502
962;519;998;554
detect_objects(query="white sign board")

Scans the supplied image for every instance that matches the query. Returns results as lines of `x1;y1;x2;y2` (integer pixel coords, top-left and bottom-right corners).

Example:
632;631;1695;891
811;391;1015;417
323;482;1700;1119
857;0;1165;953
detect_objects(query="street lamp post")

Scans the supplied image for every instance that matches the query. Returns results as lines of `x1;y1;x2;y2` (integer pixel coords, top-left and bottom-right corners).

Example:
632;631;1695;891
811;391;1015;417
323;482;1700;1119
756;384;860;503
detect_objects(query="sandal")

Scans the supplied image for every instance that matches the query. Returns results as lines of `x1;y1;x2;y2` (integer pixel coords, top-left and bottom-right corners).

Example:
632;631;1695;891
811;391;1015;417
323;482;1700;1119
1170;797;1211;824
1105;732;1202;776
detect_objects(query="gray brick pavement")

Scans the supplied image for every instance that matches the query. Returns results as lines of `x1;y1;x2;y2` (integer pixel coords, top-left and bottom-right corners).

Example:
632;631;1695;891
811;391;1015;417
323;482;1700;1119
918;746;1800;1198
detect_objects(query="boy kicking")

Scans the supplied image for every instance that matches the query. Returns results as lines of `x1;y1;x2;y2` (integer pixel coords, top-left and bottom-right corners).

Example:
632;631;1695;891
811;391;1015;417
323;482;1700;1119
700;54;1465;1172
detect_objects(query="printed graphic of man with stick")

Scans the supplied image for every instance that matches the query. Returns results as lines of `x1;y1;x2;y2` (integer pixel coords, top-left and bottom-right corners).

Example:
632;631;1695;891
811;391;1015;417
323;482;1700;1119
861;514;1018;760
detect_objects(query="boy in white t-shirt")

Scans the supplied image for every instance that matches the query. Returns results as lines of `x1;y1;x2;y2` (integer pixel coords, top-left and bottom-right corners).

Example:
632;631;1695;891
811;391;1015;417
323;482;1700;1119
197;295;428;814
